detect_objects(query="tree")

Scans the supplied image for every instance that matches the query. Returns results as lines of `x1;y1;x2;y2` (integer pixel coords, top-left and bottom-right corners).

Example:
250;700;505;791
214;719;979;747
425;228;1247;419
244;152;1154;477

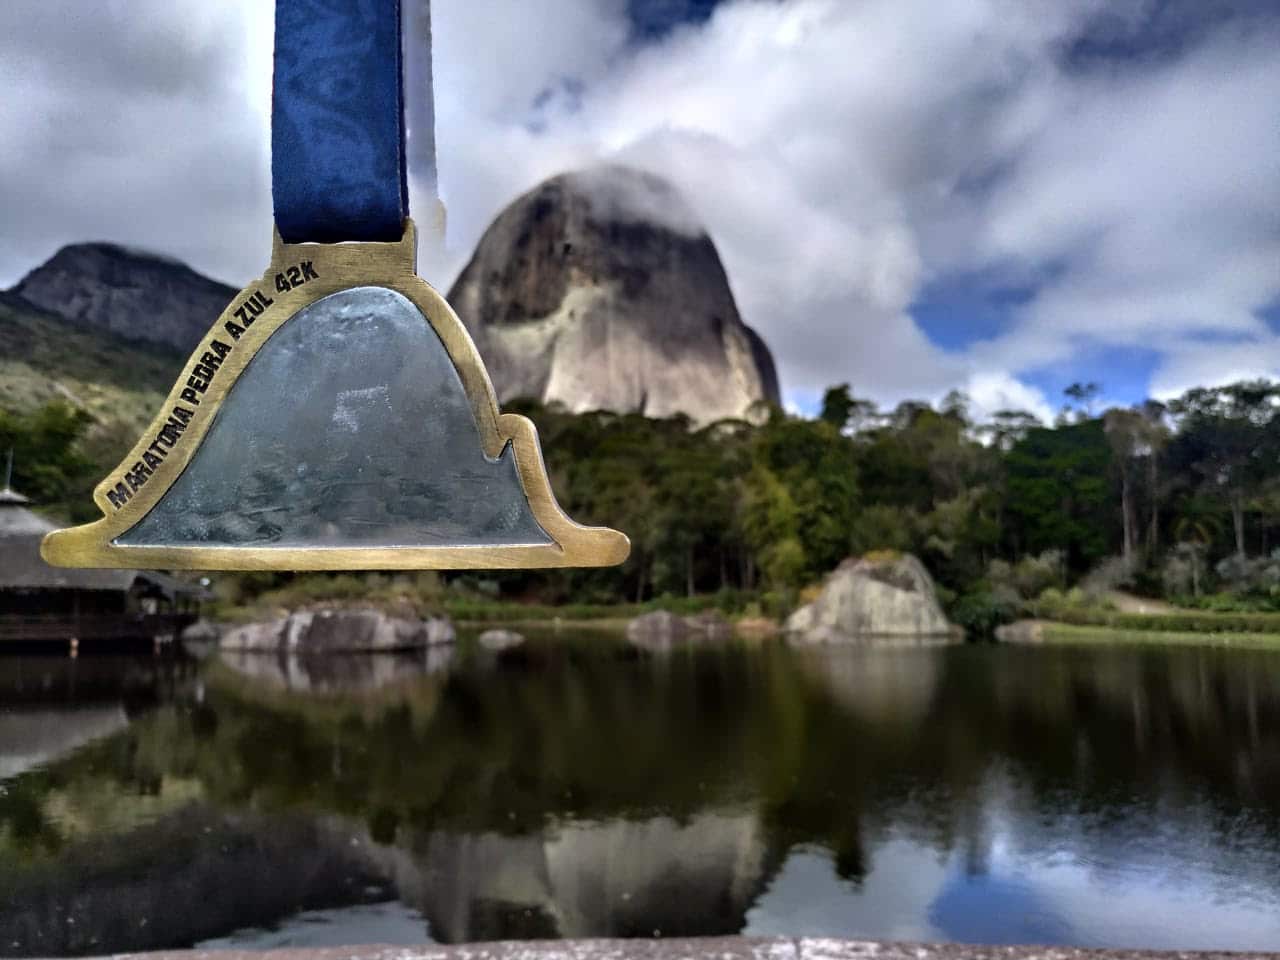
1168;381;1278;559
818;384;879;435
0;402;96;516
1173;513;1218;598
1004;419;1113;573
819;384;855;431
1061;382;1102;422
1137;399;1170;556
1103;407;1147;568
979;409;1042;452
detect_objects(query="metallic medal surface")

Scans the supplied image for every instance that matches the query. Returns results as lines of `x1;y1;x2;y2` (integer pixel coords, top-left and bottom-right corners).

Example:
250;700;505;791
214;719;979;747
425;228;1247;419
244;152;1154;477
118;287;552;549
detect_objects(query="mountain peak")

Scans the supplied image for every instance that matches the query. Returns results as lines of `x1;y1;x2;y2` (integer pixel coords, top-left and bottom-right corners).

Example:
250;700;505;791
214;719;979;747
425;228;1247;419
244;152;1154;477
10;243;237;354
449;166;781;425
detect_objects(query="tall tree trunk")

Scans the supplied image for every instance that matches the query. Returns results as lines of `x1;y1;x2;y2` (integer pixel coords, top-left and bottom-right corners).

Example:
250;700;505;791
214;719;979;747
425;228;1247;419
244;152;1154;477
1233;489;1246;559
1121;470;1133;568
1148;454;1159;556
686;544;695;598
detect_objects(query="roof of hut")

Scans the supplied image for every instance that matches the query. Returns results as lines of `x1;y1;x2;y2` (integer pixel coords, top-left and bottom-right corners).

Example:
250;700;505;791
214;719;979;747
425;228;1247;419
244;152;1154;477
0;484;204;598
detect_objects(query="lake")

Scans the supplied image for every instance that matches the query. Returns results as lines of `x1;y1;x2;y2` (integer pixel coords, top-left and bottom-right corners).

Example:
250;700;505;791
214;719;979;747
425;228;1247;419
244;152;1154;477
3;633;1280;956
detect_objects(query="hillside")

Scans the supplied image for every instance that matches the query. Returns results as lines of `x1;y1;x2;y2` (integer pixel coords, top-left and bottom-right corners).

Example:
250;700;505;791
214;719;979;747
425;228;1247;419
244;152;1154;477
0;291;181;440
10;243;237;354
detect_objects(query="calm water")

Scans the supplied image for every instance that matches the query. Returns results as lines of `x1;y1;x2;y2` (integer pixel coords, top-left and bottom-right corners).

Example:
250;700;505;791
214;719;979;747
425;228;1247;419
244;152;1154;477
3;634;1280;955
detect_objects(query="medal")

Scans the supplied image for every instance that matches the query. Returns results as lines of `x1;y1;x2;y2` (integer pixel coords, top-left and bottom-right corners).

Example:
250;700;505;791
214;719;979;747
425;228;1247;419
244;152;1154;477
43;0;629;572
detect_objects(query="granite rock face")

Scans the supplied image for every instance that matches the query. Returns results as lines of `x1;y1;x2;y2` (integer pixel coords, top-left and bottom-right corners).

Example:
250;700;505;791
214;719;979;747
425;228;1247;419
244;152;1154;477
10;243;237;353
448;166;781;426
786;553;958;643
220;608;455;653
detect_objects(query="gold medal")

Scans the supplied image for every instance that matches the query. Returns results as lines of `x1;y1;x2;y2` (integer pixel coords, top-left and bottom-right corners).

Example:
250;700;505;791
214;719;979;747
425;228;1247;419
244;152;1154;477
43;2;628;572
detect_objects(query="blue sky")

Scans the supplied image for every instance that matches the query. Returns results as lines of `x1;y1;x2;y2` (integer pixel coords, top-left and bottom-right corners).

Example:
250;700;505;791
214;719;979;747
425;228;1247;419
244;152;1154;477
1;0;1277;424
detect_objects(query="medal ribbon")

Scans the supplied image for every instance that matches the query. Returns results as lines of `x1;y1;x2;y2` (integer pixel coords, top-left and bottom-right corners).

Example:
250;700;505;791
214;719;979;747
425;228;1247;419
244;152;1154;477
272;0;409;244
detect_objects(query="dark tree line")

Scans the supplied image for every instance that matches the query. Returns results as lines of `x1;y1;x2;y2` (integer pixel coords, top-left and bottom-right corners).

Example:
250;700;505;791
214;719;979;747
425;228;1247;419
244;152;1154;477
9;378;1280;612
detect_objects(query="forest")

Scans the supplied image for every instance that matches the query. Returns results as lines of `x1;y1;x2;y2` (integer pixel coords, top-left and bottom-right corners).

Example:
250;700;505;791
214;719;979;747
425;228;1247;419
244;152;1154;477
6;378;1280;629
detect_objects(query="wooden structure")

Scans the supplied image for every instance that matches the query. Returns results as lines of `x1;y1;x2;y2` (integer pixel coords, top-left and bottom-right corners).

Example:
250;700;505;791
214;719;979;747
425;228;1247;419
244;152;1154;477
0;484;204;644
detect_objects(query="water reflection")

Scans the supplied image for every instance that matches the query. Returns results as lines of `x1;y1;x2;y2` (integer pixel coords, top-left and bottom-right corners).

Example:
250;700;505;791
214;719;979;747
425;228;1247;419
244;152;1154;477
3;639;1280;955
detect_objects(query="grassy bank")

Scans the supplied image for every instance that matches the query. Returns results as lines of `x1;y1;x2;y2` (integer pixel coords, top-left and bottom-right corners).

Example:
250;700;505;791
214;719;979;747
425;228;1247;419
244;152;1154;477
1027;601;1280;635
1038;621;1280;650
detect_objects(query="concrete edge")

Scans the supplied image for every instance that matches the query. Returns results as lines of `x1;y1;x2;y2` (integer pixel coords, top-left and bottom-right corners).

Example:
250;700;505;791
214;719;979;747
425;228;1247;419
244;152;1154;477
110;936;1278;960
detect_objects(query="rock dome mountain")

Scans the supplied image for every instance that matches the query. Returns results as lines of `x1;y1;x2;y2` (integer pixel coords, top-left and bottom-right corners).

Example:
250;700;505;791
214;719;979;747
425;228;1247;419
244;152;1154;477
448;166;781;425
10;243;236;354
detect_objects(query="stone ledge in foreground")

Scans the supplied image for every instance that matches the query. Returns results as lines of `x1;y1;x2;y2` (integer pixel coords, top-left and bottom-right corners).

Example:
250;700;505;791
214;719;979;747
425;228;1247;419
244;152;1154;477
115;936;1277;960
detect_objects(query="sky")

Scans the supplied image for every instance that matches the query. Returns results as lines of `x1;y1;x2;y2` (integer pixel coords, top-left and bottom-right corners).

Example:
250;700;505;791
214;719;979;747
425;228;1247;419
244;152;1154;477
0;0;1277;423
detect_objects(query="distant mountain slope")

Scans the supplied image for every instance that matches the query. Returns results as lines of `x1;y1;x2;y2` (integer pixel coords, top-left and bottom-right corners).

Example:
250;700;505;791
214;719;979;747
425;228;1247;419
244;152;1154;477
448;166;781;426
10;243;236;353
0;291;181;438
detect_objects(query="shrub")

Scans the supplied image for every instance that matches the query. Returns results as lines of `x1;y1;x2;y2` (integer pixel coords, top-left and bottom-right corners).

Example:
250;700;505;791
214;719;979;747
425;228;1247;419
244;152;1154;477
950;589;1017;638
1080;555;1134;601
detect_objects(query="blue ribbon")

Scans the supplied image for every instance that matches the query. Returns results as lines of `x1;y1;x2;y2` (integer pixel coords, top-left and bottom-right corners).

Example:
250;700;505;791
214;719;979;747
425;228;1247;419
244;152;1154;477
272;0;408;244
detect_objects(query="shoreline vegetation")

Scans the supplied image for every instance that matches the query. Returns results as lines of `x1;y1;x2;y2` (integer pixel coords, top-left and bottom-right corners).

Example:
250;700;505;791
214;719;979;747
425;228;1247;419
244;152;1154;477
14;377;1280;646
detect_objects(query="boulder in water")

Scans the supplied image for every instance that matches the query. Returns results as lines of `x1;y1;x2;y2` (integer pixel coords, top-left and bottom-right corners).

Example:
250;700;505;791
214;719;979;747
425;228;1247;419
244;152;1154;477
627;609;732;650
786;553;957;644
220;608;455;653
477;628;526;651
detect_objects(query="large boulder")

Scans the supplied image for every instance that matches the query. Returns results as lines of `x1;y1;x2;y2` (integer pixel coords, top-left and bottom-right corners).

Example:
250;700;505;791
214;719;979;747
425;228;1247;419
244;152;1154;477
786;553;957;644
448;166;781;426
220;608;454;653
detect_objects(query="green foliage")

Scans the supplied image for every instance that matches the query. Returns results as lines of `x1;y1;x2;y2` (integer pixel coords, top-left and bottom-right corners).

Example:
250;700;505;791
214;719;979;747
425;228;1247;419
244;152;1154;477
0;297;178;417
0;402;98;518
1005;419;1112;571
12;328;1280;621
950;589;1018;638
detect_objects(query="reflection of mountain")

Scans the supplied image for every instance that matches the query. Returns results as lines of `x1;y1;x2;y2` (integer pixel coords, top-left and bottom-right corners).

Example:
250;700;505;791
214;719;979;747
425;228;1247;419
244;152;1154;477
404;811;775;941
794;646;940;728
7;643;1280;952
0;805;392;957
0;706;127;779
0;801;778;954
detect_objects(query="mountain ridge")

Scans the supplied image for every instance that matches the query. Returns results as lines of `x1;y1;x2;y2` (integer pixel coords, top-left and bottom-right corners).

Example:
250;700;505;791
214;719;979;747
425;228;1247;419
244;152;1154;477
9;242;237;354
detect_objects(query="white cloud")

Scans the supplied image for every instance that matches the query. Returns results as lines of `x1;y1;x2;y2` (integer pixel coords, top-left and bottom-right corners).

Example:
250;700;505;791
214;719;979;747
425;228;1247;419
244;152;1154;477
1;0;1275;421
963;371;1056;426
427;0;1279;414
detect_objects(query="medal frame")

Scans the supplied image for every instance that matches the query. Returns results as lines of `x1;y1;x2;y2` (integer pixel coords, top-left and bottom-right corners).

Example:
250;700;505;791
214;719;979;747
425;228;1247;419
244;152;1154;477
41;220;630;571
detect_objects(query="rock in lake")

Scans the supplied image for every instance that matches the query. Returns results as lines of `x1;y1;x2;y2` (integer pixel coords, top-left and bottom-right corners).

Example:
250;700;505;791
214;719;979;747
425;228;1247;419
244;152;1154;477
627;609;733;650
220;608;455;653
181;618;222;644
786;553;957;644
477;628;526;651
